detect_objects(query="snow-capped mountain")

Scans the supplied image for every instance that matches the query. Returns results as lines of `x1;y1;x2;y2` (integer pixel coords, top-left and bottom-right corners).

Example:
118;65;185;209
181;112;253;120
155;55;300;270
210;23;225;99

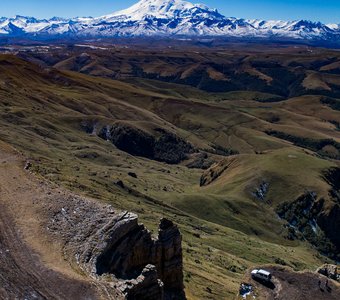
102;0;223;21
0;0;339;42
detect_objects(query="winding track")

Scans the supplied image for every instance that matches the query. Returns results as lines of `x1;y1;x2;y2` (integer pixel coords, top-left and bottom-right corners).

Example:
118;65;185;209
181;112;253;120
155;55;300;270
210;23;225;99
0;142;104;299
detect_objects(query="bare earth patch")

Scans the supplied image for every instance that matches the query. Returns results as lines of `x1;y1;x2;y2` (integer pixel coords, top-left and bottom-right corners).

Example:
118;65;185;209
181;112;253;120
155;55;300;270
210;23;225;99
241;266;340;300
0;141;121;299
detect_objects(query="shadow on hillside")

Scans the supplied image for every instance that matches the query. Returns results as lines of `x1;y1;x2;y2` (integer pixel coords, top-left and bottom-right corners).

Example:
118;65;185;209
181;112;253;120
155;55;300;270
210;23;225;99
252;278;276;290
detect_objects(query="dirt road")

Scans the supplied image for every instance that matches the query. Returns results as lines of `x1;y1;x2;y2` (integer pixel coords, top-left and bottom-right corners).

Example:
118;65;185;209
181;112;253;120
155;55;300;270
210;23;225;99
0;142;109;299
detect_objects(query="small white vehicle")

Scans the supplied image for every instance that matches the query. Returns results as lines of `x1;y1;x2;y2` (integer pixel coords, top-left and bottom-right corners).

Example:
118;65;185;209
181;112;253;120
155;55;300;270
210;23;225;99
251;269;272;282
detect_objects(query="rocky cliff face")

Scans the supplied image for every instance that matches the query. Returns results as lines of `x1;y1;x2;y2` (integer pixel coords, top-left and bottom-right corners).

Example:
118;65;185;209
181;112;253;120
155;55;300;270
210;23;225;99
47;196;185;299
81;121;195;164
114;218;185;300
157;218;185;298
317;204;340;255
318;168;340;255
277;190;340;260
98;123;194;164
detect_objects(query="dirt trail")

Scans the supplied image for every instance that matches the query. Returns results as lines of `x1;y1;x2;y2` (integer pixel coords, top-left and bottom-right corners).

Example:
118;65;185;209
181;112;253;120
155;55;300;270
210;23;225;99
0;142;107;299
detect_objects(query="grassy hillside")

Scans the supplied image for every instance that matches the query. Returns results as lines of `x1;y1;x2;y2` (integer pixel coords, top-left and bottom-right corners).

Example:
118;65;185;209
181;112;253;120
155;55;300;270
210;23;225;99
0;50;339;299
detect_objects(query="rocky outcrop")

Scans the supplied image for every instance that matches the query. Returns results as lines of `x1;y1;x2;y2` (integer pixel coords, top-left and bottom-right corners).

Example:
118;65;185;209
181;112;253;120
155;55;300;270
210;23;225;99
276;192;340;259
200;158;235;186
318;168;340;255
317;204;340;254
186;152;215;170
100;124;155;159
98;123;194;164
157;218;185;299
93;216;185;299
323;167;340;202
47;197;185;300
252;181;269;201
317;264;340;282
117;265;164;300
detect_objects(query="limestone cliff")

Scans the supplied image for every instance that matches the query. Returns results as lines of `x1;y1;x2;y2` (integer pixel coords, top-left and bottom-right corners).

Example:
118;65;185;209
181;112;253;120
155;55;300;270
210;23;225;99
47;196;185;299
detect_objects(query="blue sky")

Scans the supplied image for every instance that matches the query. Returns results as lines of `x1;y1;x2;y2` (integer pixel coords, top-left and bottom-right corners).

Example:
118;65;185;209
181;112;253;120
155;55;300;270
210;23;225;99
1;0;339;23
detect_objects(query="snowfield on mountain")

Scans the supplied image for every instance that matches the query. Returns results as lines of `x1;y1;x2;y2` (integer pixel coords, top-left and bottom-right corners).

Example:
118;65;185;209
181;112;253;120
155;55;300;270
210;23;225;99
1;0;340;42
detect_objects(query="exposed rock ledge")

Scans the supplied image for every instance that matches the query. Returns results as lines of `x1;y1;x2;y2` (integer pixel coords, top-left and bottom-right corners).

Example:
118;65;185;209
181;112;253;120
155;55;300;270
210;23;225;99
317;264;340;282
46;194;185;300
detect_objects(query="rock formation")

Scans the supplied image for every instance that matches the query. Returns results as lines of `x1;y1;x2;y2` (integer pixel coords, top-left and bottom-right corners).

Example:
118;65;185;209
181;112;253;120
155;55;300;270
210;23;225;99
200;158;234;186
47;196;185;299
276;192;340;259
319;167;340;254
156;218;185;299
97;123;194;164
317;264;340;282
117;265;165;300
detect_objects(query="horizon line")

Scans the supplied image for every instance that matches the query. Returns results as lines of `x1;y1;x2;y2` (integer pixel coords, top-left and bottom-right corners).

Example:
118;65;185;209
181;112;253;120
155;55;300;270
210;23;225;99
1;13;338;26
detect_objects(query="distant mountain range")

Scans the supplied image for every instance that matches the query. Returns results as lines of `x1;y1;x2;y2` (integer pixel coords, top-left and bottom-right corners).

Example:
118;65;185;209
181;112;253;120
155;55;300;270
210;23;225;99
1;0;340;43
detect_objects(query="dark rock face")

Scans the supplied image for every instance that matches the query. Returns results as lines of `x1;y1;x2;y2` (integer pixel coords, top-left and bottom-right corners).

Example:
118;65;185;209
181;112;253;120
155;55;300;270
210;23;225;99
318;168;340;254
276;192;340;259
93;216;185;299
128;172;137;178
153;129;194;164
95;214;153;278
101;125;155;158
323;167;340;202
80;120;96;134
186;152;215;170
48;201;185;300
118;265;165;300
317;204;340;254
199;159;233;186
157;219;185;299
98;124;194;164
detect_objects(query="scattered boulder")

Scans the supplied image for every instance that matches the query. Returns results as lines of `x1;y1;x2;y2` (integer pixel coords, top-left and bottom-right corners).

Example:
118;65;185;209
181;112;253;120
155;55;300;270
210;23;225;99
24;161;32;170
128;172;138;179
114;180;125;189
